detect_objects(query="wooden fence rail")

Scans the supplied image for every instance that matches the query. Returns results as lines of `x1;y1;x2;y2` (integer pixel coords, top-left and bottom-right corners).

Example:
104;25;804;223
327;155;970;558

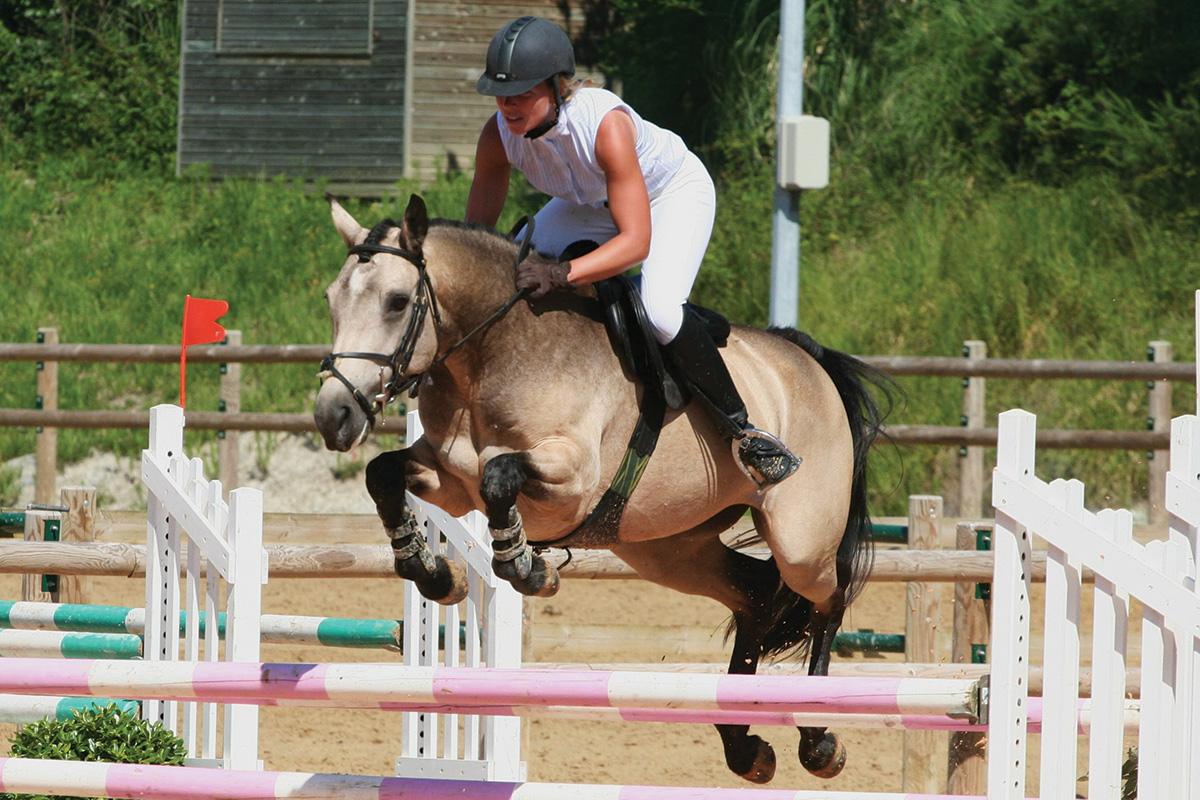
0;342;1192;380
0;409;404;434
863;353;1191;381
0;343;325;364
0;539;1043;583
0;410;1168;449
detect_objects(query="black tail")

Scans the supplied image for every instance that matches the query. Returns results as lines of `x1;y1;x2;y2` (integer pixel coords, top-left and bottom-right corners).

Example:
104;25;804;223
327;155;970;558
757;327;901;659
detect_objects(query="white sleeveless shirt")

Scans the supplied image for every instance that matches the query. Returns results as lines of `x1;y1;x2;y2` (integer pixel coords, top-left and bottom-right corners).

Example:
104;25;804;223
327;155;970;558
497;88;688;208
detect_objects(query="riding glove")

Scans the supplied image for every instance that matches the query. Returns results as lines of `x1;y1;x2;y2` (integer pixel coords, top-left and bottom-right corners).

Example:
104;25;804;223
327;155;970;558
516;260;574;298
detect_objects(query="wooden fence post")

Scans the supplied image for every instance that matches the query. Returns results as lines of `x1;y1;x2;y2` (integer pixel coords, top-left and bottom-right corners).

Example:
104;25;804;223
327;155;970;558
902;495;943;793
58;486;97;604
947;521;991;794
35;327;58;505
21;507;64;602
1147;340;1171;525
219;330;242;497
958;340;986;519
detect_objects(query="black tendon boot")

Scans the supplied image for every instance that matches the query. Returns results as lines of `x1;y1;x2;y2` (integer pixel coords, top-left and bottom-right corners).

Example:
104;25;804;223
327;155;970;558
664;307;802;487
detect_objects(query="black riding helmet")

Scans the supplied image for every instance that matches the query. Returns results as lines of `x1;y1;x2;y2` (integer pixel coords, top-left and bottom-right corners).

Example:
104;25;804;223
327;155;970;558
476;17;575;97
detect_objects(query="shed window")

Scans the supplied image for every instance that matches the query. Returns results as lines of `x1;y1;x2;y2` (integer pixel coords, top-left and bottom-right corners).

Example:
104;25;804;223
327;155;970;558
218;0;373;56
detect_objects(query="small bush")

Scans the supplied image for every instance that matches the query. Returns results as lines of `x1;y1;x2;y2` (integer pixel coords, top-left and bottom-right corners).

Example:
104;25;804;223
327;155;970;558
3;703;186;800
0;464;21;507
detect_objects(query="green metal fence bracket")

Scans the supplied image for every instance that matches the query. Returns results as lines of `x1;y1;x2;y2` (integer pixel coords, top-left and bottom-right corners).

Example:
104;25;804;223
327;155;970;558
974;527;991;601
41;518;61;593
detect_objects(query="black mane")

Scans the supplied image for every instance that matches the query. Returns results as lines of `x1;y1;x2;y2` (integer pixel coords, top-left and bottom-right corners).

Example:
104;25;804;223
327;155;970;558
364;218;399;246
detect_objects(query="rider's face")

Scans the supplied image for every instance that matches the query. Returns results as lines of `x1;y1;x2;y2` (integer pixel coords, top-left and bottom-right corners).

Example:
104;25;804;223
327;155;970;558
496;82;556;136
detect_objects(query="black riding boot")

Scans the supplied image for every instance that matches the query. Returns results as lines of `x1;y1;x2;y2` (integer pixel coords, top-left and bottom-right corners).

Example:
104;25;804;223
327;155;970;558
664;307;801;487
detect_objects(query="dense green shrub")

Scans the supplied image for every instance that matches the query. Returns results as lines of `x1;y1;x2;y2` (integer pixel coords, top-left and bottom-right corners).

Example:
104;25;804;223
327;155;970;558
3;703;186;800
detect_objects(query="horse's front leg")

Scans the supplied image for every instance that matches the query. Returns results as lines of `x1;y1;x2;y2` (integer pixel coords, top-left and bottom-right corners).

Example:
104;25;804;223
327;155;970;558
365;444;471;605
479;443;594;598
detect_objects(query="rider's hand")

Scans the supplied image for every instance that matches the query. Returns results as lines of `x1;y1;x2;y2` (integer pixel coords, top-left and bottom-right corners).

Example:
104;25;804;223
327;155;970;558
516;260;575;299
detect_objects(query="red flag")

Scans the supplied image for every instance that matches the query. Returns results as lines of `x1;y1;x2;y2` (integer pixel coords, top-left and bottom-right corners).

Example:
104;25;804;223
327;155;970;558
180;295;229;410
182;295;229;346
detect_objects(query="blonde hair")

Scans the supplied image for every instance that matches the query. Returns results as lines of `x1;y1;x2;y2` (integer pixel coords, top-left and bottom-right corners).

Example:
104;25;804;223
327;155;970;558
559;76;596;104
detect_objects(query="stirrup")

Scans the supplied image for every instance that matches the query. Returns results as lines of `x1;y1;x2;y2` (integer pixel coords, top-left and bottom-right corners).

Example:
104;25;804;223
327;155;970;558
734;427;802;488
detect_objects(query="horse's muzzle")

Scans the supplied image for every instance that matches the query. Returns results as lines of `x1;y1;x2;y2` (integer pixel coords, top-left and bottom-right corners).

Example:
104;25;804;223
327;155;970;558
314;378;373;452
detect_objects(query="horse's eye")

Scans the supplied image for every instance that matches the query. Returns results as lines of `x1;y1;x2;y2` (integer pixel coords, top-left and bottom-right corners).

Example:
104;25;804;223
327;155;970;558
387;293;409;314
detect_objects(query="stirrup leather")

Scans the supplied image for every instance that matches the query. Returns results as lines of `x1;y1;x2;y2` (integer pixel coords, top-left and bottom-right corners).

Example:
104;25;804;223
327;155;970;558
734;427;802;488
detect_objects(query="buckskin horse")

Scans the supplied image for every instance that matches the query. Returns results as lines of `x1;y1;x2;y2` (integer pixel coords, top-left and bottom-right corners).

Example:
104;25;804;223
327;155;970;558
313;194;896;784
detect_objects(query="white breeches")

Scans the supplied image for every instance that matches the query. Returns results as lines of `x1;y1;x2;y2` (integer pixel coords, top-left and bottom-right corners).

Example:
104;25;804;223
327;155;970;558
526;151;716;343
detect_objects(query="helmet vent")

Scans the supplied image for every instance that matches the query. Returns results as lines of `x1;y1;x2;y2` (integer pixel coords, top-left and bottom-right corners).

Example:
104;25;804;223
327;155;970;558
494;16;536;78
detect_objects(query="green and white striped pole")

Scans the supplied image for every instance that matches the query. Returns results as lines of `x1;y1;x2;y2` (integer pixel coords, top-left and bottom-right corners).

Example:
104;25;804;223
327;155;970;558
0;600;415;650
0;694;139;723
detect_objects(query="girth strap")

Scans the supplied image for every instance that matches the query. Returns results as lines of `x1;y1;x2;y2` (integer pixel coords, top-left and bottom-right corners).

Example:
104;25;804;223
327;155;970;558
534;386;666;550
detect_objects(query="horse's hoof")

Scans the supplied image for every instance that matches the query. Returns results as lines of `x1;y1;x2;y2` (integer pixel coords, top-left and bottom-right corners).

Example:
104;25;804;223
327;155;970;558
799;731;846;779
431;556;469;605
732;735;776;784
512;557;561;598
396;556;468;605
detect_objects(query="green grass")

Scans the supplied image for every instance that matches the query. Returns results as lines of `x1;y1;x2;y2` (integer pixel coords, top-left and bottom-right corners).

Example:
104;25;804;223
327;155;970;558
792;171;1197;512
0;161;543;467
0;156;1196;517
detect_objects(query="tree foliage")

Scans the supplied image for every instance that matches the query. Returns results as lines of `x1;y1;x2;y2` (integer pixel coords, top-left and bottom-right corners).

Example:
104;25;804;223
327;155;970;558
0;0;180;171
570;0;780;172
875;2;1200;201
574;0;1199;221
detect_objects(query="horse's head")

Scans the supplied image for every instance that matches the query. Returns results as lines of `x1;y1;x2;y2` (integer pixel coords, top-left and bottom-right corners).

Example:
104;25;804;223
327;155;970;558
314;194;440;451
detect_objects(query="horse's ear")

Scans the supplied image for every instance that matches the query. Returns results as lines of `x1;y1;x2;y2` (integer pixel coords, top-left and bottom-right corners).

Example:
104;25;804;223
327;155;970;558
400;194;428;254
328;194;366;249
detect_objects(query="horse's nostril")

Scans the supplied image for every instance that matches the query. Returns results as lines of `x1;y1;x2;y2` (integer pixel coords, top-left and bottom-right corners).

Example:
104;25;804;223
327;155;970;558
315;402;357;452
315;393;352;436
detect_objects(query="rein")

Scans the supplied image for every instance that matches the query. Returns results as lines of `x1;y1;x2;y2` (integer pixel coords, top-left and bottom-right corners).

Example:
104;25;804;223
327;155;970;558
319;221;536;426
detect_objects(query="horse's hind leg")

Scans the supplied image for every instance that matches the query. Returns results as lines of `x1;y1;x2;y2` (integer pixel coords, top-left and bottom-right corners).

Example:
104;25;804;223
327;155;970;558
796;590;849;778
750;503;852;780
610;530;779;784
366;448;468;604
479;453;560;597
719;574;780;784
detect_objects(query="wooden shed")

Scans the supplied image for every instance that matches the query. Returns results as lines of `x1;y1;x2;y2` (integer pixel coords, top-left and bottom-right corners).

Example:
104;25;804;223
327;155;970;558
177;0;590;189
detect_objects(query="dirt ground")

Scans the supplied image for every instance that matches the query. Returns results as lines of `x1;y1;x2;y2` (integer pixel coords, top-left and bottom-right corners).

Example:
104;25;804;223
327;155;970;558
1;431;1072;793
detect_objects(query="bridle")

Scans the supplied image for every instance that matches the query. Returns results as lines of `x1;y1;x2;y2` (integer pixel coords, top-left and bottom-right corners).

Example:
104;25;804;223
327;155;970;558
317;240;438;425
318;220;536;427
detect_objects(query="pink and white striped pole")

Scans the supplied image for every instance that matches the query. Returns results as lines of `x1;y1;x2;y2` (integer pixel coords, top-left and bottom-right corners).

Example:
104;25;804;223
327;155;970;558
0;657;1138;732
0;658;979;718
0;757;989;800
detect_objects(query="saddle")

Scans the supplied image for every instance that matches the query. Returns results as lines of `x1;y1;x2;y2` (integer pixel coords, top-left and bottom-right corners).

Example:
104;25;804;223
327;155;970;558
594;275;731;410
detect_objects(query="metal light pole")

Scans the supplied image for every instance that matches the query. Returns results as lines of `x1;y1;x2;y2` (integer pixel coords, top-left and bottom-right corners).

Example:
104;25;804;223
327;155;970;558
769;0;805;328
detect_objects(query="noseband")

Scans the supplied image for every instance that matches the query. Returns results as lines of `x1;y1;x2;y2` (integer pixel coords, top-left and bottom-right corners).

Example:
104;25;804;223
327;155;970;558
319;220;536;427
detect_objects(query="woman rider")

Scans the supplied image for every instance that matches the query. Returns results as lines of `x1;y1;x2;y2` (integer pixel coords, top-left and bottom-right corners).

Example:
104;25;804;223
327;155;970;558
465;16;800;488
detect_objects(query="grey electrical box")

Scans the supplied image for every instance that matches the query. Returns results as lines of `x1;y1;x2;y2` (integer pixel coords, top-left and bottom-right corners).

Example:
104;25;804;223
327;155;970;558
777;115;830;190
